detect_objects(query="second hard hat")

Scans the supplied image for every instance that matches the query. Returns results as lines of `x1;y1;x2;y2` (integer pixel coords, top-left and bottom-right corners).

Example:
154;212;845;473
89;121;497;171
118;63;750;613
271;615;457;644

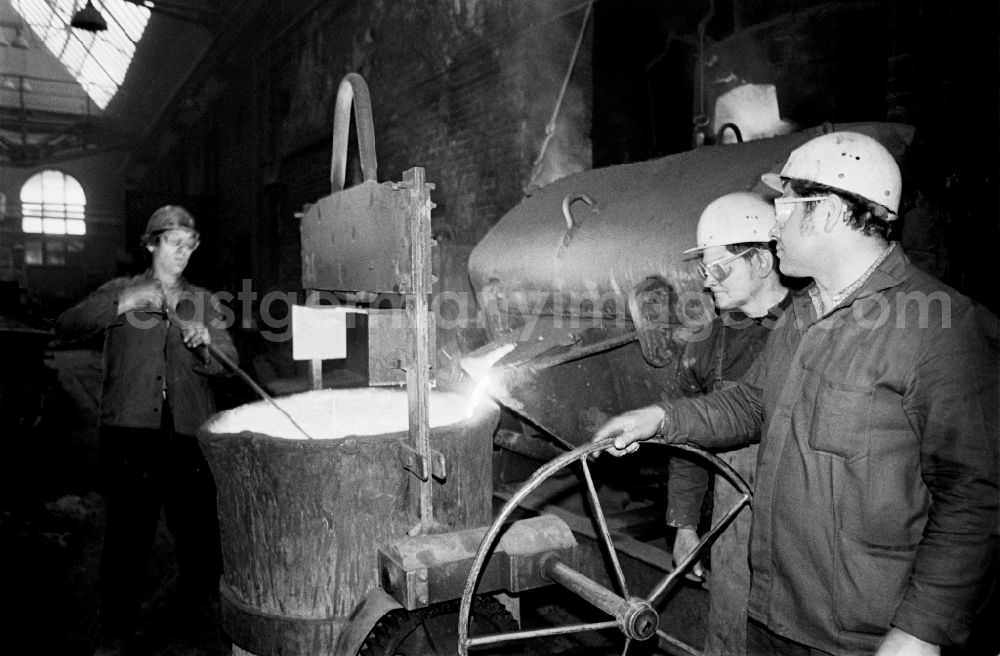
683;191;776;254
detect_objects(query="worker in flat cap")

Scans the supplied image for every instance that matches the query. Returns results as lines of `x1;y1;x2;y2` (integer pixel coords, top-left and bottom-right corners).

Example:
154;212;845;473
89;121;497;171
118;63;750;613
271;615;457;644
56;205;238;655
594;132;998;655
666;191;791;654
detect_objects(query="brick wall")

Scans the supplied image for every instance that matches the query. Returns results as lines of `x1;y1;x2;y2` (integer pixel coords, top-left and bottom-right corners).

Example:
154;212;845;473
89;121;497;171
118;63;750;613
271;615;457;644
144;0;593;299
127;0;596;384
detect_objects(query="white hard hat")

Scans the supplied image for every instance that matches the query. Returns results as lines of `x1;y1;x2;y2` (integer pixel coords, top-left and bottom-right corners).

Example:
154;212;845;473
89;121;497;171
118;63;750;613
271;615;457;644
762;131;901;216
683;191;776;254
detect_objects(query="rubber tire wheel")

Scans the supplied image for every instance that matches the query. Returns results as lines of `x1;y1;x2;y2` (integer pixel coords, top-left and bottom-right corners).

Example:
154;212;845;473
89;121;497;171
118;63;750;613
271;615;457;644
359;595;516;656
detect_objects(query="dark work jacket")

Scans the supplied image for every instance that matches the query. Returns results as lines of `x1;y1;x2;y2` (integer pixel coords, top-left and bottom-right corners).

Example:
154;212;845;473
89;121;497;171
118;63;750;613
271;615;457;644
659;246;999;653
55;272;237;436
665;296;790;528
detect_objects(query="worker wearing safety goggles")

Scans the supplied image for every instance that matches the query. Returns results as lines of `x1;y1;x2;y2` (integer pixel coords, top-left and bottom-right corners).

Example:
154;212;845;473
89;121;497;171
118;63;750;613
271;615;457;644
55;205;237;656
595;132;998;656
668;191;791;654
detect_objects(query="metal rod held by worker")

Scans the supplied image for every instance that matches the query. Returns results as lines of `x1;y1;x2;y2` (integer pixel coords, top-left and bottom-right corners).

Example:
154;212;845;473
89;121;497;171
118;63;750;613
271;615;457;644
164;307;316;440
206;340;317;440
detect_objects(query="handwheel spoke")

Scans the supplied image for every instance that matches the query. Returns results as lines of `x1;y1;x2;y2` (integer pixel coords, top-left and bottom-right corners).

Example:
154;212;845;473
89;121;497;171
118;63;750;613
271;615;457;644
621;637;632;655
580;456;629;597
646;491;751;607
656;628;702;656
467;620;619;648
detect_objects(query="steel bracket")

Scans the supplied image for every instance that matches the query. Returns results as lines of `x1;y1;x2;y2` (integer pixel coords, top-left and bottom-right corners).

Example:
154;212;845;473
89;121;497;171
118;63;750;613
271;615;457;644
398;441;446;482
378;515;578;610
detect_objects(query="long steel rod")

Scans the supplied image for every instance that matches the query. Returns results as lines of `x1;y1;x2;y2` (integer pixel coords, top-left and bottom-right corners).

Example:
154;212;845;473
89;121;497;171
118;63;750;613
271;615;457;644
544;555;631;619
205;340;317;440
498;329;637;373
486;330;638;452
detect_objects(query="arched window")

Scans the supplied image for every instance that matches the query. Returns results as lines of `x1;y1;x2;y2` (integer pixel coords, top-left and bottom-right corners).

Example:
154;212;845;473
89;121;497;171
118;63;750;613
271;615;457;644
20;170;86;236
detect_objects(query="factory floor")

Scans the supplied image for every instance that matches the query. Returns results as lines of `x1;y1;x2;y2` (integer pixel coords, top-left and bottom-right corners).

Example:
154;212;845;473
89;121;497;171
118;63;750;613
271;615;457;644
0;348;704;656
0;348;229;656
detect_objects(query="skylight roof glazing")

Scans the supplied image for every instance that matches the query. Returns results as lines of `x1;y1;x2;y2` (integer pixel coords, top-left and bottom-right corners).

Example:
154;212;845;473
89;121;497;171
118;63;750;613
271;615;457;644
12;0;150;109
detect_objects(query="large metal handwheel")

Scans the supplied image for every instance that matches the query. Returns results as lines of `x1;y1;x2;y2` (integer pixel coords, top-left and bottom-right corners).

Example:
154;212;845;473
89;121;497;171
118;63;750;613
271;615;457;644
457;438;752;655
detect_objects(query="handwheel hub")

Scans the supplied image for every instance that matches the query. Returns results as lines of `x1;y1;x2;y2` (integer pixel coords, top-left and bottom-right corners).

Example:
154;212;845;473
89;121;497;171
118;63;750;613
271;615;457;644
620;597;658;641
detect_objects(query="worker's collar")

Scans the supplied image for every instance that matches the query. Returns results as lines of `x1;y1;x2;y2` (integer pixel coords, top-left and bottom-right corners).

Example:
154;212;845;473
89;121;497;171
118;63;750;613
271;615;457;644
720;291;793;327
141;269;190;291
806;242;905;318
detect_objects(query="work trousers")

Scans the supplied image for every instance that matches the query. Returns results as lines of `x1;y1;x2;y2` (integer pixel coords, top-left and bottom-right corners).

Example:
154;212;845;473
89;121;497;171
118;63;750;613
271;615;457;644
746;620;837;656
97;414;221;641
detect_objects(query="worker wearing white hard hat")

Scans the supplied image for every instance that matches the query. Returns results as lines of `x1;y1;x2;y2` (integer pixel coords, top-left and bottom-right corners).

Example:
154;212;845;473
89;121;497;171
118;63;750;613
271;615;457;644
763;130;902;289
594;130;997;656
667;191;790;654
681;191;785;316
683;191;778;254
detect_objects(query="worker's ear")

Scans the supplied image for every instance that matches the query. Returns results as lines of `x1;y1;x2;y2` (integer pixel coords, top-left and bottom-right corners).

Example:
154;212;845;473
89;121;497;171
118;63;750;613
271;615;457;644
754;249;774;278
823;196;846;234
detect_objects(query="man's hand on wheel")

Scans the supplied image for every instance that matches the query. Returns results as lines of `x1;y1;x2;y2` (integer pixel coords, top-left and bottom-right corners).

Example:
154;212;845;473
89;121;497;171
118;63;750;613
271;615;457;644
591;405;666;457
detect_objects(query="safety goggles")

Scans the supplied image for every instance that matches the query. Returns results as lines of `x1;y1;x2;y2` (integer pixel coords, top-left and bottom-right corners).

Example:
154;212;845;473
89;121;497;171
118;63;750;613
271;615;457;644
698;247;753;281
773;195;833;221
162;234;200;251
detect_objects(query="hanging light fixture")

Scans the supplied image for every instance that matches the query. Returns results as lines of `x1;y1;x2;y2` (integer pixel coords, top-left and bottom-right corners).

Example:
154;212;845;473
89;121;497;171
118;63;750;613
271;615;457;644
71;0;108;32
